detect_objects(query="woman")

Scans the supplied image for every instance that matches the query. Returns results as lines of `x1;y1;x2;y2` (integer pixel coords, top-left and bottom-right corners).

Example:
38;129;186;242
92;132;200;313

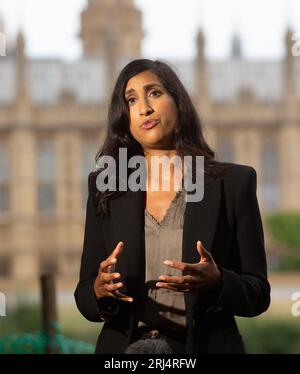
74;59;270;354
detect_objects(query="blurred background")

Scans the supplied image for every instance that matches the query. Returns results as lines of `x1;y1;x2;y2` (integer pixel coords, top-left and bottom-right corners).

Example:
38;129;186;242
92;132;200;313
0;0;300;354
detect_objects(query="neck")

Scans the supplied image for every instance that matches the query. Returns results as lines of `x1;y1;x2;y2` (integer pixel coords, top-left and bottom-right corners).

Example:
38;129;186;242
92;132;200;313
143;148;178;162
143;148;183;192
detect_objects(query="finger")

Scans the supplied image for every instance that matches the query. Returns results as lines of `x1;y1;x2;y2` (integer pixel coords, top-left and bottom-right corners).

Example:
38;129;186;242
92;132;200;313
103;282;124;292
106;264;116;282
155;282;191;293
197;240;213;263
114;290;133;302
110;241;124;260
99;257;117;273
158;274;200;284
100;241;124;272
163;260;199;273
101;272;121;283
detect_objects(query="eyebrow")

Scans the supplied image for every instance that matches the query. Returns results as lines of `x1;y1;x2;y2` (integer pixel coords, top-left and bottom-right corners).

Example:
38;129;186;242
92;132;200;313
124;83;164;97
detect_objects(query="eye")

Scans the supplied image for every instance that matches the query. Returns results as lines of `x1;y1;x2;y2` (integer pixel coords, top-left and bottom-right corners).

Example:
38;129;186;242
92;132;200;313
127;97;136;105
149;90;162;97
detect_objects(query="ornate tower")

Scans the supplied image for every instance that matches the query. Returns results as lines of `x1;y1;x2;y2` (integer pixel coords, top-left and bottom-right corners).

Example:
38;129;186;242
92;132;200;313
194;29;215;147
284;28;296;99
14;30;30;112
0;13;6;56
194;29;210;112
80;0;143;60
279;28;300;210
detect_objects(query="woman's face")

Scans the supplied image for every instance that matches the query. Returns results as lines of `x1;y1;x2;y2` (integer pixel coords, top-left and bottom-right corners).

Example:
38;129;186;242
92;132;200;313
125;70;178;151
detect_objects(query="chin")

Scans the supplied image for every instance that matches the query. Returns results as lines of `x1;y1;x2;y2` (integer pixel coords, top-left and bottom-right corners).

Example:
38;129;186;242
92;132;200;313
141;134;165;146
145;141;167;149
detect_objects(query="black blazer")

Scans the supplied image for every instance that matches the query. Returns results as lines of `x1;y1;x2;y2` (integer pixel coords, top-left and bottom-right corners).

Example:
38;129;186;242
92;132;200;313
74;163;271;354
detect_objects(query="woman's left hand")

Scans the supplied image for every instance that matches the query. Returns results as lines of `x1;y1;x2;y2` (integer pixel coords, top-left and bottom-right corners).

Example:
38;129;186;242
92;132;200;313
156;241;222;293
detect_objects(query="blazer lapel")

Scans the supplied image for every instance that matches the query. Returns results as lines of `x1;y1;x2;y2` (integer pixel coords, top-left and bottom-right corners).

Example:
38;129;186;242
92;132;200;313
110;189;146;296
182;176;222;310
182;177;222;262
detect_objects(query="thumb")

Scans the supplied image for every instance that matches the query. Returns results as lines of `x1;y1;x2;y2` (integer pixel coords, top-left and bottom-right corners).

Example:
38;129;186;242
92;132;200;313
197;240;213;263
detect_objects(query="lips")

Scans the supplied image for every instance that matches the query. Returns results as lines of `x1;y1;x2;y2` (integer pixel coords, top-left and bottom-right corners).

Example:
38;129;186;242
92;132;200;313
141;119;160;129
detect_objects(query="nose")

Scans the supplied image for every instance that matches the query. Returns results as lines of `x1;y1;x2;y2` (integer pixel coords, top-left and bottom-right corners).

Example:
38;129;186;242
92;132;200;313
139;97;154;116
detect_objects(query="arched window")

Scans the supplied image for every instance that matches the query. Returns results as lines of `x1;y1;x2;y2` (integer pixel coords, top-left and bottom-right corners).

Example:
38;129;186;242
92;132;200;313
37;139;56;213
261;135;280;211
216;133;235;163
0;32;6;57
0;139;10;213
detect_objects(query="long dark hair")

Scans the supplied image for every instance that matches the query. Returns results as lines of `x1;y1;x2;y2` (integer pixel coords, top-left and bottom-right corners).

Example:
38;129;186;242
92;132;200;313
93;59;230;216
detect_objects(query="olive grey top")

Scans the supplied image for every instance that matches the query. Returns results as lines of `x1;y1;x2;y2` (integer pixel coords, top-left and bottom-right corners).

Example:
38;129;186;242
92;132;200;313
140;188;187;330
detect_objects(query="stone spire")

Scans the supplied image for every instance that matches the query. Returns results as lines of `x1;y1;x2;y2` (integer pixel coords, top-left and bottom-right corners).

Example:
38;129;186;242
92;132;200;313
196;29;205;62
194;29;210;110
285;27;294;58
0;12;4;33
16;31;27;98
231;33;242;59
284;27;296;101
14;30;30;118
0;13;6;56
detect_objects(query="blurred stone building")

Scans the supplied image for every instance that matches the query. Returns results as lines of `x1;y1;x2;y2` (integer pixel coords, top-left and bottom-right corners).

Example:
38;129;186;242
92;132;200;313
0;0;299;288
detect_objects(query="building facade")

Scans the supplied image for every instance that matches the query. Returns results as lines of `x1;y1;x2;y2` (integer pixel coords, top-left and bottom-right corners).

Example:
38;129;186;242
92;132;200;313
0;0;299;288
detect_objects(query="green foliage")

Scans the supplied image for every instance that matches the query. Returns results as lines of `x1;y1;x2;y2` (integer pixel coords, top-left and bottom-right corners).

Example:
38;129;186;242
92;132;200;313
266;213;300;270
61;327;99;345
266;213;300;249
238;317;300;354
0;332;95;354
277;255;300;271
3;302;300;354
0;303;94;354
0;303;41;336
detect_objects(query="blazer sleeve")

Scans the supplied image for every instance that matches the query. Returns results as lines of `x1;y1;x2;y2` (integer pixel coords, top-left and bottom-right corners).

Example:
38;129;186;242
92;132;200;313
74;172;119;322
208;166;271;317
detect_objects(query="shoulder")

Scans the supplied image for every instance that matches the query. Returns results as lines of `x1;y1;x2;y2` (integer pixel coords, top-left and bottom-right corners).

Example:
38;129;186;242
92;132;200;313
212;163;258;202
221;163;257;183
217;163;258;210
87;170;101;194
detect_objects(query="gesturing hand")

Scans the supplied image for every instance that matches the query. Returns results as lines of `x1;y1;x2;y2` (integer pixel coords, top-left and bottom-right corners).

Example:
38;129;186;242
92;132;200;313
93;241;133;302
156;241;222;293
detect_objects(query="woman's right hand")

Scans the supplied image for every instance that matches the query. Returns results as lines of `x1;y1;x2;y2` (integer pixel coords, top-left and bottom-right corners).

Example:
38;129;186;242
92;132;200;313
93;241;133;302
